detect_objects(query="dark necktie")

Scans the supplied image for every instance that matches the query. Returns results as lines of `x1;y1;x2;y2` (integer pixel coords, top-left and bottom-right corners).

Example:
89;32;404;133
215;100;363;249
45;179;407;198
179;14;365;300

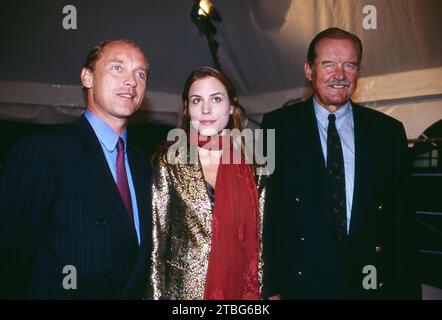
327;114;347;241
117;137;134;225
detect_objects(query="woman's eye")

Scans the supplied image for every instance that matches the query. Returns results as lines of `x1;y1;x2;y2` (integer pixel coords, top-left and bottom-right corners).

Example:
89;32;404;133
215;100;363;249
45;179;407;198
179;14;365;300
213;96;222;103
191;98;201;104
112;65;122;72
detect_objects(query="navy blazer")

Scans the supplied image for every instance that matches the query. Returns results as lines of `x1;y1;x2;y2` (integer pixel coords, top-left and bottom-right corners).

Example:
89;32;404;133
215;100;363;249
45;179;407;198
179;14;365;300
262;98;420;299
0;115;152;299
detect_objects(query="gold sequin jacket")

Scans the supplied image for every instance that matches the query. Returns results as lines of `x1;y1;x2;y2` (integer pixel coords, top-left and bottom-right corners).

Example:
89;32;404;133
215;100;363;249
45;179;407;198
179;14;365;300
148;150;267;300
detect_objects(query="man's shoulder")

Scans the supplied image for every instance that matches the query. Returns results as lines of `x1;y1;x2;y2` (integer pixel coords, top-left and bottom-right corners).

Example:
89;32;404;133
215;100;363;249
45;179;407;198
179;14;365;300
261;98;312;128
16;121;67;143
352;102;404;130
11;117;88;154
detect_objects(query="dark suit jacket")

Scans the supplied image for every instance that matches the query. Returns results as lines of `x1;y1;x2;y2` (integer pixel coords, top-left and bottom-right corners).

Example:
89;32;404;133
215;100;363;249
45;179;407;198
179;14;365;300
261;98;420;299
0;115;151;299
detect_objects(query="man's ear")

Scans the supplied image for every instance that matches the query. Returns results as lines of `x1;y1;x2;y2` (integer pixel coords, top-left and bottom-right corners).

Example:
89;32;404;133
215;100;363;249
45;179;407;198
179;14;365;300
80;68;93;89
304;61;313;81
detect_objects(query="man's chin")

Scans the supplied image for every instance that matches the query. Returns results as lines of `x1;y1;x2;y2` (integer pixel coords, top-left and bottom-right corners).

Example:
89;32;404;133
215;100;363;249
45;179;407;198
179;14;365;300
323;96;351;107
115;105;140;117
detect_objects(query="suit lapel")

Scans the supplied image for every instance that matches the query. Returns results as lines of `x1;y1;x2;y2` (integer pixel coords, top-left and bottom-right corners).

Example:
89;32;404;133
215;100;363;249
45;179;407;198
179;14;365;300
74;116;138;247
349;103;378;237
301;99;333;223
304;99;327;171
290;98;327;172
127;145;149;245
122;144;152;298
288;99;331;227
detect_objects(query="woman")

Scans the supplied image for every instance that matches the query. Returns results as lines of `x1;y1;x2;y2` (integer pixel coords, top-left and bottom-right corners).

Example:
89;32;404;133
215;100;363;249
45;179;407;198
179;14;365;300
148;67;268;300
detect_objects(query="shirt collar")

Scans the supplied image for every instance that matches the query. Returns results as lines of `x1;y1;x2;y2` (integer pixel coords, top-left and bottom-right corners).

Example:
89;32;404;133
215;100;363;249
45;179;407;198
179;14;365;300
313;97;352;130
84;110;127;152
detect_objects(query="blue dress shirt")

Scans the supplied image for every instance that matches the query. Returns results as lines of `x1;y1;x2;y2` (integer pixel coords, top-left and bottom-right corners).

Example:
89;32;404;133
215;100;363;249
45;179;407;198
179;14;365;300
85;111;141;245
313;98;355;233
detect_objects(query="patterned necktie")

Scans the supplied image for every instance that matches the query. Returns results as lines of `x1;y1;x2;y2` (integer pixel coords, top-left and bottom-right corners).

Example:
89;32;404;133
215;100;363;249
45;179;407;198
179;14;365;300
116;137;134;225
327;114;347;241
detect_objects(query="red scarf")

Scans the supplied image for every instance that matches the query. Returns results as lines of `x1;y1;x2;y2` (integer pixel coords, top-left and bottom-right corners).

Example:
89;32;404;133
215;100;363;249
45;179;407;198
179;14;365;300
194;133;260;300
193;132;225;150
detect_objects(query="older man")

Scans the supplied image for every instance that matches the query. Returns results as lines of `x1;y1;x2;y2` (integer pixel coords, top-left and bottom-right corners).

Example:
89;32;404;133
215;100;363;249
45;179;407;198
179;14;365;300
0;40;151;299
262;28;420;299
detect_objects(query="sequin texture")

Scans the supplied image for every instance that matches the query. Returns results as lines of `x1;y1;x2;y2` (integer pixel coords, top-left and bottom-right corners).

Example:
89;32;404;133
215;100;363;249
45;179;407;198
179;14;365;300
148;150;267;299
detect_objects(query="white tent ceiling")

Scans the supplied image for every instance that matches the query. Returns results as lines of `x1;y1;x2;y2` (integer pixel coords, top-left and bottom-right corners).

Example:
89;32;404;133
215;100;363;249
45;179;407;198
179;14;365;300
0;0;441;138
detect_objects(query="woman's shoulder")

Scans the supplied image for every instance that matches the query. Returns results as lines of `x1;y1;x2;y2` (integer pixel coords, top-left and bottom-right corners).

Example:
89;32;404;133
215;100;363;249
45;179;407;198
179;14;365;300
152;149;169;168
152;147;194;169
254;165;270;186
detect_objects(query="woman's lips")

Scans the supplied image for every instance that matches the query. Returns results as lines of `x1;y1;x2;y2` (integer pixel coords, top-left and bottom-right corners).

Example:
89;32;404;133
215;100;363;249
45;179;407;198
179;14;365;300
199;120;216;125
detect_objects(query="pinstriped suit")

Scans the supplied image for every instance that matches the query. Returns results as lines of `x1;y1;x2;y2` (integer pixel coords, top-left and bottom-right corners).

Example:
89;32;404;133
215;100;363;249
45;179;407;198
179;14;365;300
0;115;151;299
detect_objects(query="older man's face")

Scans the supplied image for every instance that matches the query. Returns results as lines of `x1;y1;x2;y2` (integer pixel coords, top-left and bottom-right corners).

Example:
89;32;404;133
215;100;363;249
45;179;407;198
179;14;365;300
305;38;359;110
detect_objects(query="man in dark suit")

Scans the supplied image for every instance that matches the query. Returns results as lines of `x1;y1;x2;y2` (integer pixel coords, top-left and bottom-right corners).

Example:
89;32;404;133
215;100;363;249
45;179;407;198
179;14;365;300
0;40;151;299
262;28;420;299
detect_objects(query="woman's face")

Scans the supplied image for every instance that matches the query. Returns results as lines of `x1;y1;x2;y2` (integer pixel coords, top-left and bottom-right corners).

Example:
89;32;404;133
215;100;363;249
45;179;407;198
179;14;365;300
188;76;233;137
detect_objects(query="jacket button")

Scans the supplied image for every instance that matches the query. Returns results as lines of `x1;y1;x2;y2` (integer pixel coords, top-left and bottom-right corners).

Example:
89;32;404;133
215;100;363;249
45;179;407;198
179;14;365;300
375;245;382;253
300;237;305;241
295;197;300;203
379;282;384;289
297;271;303;277
378;204;383;211
96;218;108;227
